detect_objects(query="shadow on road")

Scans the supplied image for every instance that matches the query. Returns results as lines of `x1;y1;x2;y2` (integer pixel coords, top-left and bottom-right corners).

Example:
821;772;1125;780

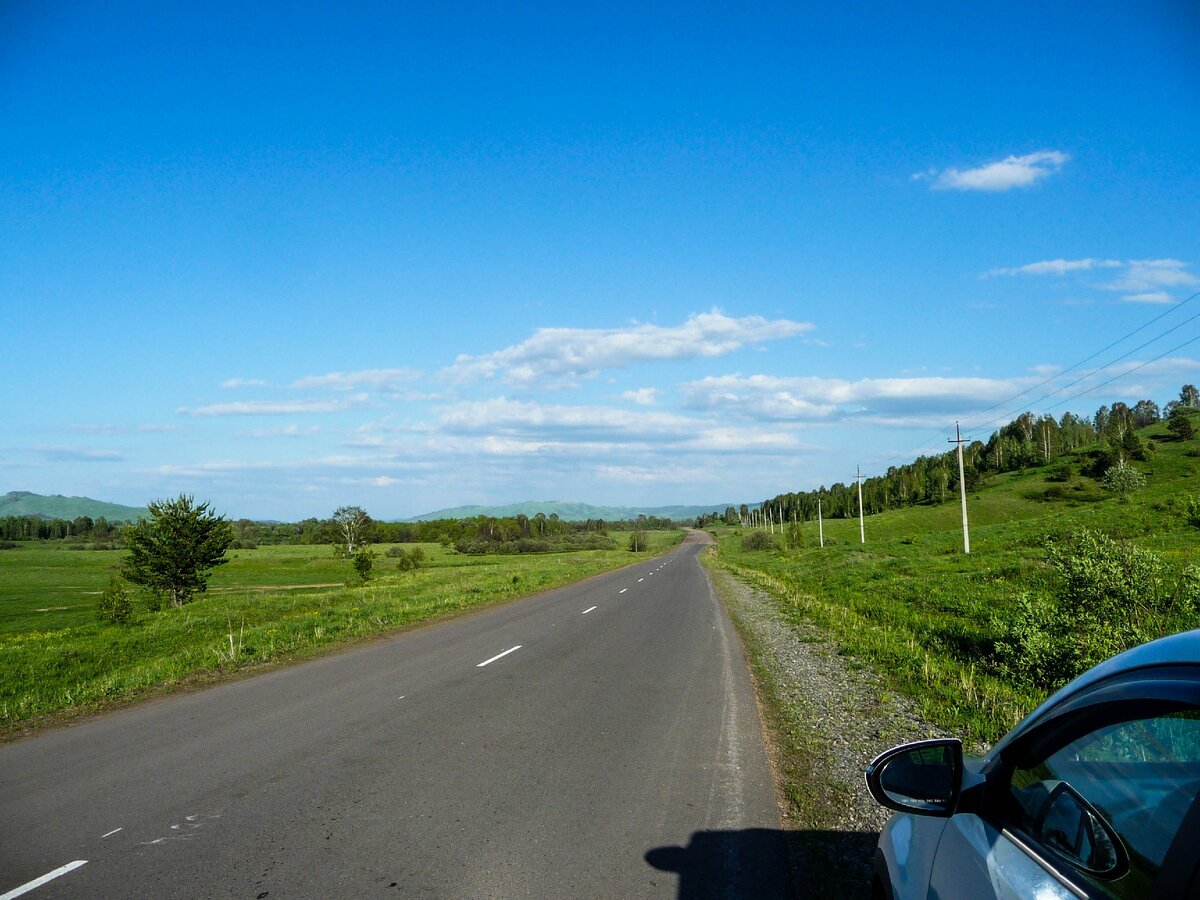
646;827;878;899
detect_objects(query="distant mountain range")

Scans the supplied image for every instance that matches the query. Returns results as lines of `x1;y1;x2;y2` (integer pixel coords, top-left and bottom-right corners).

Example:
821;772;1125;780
2;492;750;525
406;500;749;522
0;491;148;522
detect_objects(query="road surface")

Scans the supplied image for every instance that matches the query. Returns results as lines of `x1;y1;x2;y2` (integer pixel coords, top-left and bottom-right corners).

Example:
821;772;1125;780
0;531;790;898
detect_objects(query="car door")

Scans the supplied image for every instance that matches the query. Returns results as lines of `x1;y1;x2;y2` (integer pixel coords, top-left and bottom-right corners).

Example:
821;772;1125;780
929;672;1200;899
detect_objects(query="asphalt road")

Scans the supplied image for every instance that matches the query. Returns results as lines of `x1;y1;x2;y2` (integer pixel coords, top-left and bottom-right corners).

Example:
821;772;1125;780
0;532;790;899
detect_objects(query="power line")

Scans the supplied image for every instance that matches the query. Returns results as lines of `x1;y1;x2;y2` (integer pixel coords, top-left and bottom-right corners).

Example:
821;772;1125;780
871;288;1200;473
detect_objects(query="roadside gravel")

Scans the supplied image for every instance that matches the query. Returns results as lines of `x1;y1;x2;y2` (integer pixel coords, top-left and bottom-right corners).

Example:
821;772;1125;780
708;564;949;898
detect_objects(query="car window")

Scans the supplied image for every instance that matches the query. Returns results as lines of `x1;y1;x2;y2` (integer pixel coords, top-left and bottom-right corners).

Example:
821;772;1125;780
1004;710;1200;899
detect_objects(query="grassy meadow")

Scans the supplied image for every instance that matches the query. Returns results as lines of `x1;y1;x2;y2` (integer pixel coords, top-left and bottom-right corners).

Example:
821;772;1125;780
0;531;682;736
706;419;1200;750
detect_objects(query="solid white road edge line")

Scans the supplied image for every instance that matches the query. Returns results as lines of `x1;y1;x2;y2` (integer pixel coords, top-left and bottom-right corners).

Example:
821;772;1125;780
1;861;88;900
477;645;522;667
101;828;122;838
582;606;597;614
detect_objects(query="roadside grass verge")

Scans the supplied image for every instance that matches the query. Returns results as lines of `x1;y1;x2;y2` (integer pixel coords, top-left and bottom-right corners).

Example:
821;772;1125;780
0;531;682;737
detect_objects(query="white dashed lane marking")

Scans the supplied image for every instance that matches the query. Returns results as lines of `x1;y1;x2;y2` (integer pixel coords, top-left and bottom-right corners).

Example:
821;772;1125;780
1;861;88;900
477;646;523;667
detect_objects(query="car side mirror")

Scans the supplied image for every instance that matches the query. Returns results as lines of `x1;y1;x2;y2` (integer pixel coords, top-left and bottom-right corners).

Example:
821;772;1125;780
1030;781;1129;879
866;738;963;816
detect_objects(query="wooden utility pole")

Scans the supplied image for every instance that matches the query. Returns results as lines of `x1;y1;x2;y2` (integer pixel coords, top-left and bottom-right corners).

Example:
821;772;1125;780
818;498;824;548
856;466;865;544
950;421;971;554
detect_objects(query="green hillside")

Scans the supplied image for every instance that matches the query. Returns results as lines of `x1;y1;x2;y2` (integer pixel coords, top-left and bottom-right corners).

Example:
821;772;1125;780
407;499;750;522
0;491;147;522
708;413;1200;748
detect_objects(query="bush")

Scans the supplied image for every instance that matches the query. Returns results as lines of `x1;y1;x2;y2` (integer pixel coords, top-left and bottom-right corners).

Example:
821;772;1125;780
992;530;1175;689
742;531;777;551
628;531;649;552
0;541;19;550
352;548;375;582
96;575;134;625
1101;460;1146;500
1046;461;1074;483
1168;414;1196;441
393;546;425;571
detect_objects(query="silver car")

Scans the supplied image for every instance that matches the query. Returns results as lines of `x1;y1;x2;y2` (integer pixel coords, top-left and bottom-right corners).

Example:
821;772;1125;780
865;629;1200;899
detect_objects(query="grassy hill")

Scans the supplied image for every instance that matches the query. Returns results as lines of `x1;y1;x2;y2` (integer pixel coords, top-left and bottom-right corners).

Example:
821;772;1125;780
407;499;750;522
0;491;147;522
706;415;1200;748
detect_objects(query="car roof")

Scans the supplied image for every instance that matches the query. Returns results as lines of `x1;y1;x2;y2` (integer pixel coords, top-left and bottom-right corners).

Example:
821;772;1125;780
989;628;1200;758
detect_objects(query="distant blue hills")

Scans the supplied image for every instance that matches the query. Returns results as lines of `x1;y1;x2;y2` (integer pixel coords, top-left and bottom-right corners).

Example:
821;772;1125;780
0;491;148;522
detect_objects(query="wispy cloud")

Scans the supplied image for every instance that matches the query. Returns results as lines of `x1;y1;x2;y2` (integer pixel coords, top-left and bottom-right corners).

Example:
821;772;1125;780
67;423;181;435
916;150;1070;192
681;374;1024;423
1122;291;1175;305
178;394;370;416
240;424;322;438
986;258;1121;277
445;309;813;388
1104;259;1200;295
985;256;1198;303
40;446;124;462
221;378;270;389
622;388;658;405
291;368;421;392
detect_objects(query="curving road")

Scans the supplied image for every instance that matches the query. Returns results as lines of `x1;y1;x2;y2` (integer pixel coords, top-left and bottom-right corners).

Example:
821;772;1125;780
0;531;790;898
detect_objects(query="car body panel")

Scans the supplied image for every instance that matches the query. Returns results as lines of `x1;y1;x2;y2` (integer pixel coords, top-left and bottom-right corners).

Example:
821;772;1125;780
869;629;1200;900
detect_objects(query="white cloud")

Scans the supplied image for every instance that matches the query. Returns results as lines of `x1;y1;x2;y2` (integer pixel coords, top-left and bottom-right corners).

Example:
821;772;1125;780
40;446;123;462
68;423;181;434
436;397;696;440
178;394;370;416
622;388;658;405
445;309;813;388
1121;291;1175;305
921;150;1070;192
681;374;1023;423
984;257;1198;304
291;368;421;392
242;424;322;438
986;258;1121;277
221;378;270;389
1104;259;1200;293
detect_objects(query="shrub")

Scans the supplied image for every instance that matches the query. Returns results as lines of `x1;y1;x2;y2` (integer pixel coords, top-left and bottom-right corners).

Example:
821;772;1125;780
394;546;425;571
96;575;134;625
1046;461;1074;483
352;548;375;582
993;530;1173;689
1101;460;1146;500
628;531;649;552
1184;497;1200;529
742;531;777;551
992;593;1080;687
1168;414;1196;441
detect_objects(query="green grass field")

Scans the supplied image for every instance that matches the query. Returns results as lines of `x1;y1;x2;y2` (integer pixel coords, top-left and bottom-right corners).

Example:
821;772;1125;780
707;422;1200;748
0;532;683;735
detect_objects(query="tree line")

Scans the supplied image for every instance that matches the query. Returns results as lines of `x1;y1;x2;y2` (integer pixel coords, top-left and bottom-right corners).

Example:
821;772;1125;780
2;508;682;548
756;385;1200;524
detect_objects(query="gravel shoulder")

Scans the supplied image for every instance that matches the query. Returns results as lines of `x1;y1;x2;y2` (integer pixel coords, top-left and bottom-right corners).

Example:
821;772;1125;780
706;559;949;899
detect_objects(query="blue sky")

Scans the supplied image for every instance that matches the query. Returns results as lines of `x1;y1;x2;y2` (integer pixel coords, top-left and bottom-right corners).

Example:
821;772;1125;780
2;1;1198;520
